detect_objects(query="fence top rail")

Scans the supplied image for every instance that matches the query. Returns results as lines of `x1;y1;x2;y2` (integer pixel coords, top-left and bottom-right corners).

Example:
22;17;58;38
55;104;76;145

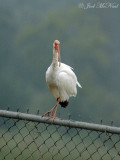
0;109;120;134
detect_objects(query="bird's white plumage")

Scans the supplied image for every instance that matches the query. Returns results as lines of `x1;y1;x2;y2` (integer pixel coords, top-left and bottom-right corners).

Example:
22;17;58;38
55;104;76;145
46;40;82;103
46;62;82;102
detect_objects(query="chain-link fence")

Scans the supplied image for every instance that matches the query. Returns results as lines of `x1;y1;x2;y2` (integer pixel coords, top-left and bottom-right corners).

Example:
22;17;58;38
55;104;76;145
0;109;120;160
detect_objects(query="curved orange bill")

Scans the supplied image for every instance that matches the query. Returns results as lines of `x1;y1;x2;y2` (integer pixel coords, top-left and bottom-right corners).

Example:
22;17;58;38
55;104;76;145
56;46;61;67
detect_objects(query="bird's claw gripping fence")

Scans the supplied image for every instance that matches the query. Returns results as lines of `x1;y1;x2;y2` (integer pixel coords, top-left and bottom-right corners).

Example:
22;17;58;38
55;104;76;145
0;110;120;160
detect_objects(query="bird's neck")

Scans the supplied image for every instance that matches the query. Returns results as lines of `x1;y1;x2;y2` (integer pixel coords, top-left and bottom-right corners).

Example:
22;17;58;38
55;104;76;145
52;48;58;67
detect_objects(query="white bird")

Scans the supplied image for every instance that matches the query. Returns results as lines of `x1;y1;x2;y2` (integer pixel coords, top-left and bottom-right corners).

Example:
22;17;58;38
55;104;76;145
43;40;82;121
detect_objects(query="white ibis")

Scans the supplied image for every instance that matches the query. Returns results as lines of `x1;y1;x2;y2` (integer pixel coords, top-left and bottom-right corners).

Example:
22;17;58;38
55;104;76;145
43;40;82;121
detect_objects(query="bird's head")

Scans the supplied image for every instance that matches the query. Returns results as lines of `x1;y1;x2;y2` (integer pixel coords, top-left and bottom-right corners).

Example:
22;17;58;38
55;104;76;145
53;40;61;67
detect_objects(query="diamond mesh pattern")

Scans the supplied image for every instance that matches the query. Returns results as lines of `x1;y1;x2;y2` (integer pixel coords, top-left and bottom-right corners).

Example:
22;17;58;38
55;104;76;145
0;115;120;160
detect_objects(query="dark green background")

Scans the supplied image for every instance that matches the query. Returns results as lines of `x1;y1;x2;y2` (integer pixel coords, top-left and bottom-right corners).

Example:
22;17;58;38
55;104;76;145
0;0;120;125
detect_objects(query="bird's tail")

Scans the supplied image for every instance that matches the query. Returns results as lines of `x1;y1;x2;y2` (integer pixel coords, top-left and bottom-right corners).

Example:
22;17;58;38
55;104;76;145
77;81;82;88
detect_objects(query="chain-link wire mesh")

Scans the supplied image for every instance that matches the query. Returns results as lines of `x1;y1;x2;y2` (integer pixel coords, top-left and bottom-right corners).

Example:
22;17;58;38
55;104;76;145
0;109;120;160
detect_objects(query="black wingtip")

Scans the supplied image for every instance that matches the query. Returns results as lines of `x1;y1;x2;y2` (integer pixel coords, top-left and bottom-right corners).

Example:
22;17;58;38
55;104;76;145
57;98;69;108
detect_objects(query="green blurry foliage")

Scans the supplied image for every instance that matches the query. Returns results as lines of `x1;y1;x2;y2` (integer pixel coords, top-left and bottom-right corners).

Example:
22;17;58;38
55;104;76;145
0;3;120;124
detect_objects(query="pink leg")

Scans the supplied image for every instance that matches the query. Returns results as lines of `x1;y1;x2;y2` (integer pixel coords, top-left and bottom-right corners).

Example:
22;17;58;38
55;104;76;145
43;98;60;122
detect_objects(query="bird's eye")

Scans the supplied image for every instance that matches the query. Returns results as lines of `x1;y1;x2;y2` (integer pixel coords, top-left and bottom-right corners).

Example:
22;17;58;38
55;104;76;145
55;42;60;46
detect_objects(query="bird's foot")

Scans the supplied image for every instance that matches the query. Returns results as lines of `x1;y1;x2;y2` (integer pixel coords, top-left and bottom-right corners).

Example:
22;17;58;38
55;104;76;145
42;105;57;117
42;110;59;122
47;115;59;122
42;110;53;117
42;97;60;122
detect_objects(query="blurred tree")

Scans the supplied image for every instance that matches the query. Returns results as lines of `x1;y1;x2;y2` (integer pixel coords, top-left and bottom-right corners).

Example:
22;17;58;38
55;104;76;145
15;7;120;123
0;5;30;110
0;2;120;124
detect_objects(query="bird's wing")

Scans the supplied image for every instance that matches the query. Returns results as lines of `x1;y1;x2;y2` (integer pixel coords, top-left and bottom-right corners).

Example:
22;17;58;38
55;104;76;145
57;63;80;100
60;63;82;88
57;71;77;101
77;81;82;88
59;62;74;70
